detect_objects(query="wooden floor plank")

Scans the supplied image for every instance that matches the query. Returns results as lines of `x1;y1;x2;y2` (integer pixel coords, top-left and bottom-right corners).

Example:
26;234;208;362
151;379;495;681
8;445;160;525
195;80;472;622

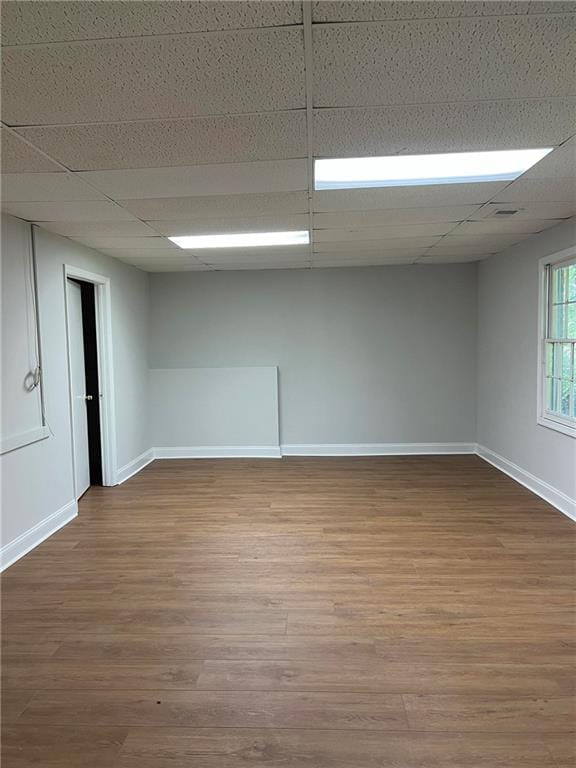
16;689;408;730
114;727;559;768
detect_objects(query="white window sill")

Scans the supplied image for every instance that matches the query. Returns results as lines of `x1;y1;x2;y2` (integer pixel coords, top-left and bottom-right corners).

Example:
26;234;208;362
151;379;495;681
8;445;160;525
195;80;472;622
538;414;576;439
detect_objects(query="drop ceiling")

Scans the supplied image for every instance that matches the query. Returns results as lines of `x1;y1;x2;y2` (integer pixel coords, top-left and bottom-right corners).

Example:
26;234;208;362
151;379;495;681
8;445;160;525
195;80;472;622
1;0;575;272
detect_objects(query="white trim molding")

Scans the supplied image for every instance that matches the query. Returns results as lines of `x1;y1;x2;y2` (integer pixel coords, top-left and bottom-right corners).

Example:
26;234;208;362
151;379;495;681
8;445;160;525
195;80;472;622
0;425;50;455
116;449;155;484
154;446;282;459
0;499;78;572
281;442;476;456
476;444;576;522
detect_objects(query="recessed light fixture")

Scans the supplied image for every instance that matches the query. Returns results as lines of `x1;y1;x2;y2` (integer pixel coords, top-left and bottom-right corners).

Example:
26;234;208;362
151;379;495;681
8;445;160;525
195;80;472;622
168;231;310;249
314;148;553;190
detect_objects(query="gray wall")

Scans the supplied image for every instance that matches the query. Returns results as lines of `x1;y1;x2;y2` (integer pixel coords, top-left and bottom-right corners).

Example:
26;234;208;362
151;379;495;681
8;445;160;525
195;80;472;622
149;265;478;447
1;214;149;549
477;218;576;501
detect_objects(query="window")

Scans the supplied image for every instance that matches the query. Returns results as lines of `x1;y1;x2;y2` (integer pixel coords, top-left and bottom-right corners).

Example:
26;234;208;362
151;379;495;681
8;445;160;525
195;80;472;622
539;247;576;437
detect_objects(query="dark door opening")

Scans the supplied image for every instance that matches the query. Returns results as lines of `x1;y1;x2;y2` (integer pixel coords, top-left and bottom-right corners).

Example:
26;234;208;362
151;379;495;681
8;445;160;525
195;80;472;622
69;278;102;488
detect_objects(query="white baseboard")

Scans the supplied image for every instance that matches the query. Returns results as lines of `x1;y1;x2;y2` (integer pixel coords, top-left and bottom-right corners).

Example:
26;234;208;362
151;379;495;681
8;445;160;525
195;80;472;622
116;449;155;484
476;444;576;523
154;446;282;459
281;442;476;456
0;499;78;572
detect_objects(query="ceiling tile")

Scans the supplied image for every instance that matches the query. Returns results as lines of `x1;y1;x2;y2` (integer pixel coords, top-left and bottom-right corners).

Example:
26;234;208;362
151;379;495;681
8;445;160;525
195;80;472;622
1;1;302;45
313;238;441;252
418;253;489;263
95;247;197;260
17;112;307;171
0;128;63;173
2;28;305;125
313;182;507;212
80;160;307;199
0;200;136;222
313;259;418;268
312;1;568;23
36;221;159;236
451;218;564;235
430;233;532;251
314;16;575;107
313;223;453;241
122;192;310;220
97;246;311;263
313;252;421;262
314;100;576;157
314;207;478;228
493;177;576;202
147;215;310;236
522;136;576;179
1;172;106;202
70;236;177;250
129;261;213;273
189;246;311;263
470;201;576;220
212;262;309;271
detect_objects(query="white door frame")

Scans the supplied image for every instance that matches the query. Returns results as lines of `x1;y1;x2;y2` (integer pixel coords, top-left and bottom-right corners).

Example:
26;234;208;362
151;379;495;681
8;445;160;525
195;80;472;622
64;265;117;489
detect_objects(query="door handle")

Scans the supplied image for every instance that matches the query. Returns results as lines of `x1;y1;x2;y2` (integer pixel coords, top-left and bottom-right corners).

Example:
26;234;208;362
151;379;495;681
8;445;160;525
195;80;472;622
84;395;93;401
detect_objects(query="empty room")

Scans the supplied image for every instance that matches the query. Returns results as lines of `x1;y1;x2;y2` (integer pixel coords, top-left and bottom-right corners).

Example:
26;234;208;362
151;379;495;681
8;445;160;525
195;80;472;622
1;1;575;766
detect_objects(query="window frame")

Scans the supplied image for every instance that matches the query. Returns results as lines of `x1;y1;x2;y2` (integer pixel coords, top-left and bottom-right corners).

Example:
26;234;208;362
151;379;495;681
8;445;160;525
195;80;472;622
537;245;576;438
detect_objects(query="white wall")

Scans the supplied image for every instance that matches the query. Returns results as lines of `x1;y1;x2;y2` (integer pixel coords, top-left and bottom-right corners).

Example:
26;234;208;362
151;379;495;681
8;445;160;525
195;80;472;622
477;218;576;510
1;214;149;561
149;265;478;449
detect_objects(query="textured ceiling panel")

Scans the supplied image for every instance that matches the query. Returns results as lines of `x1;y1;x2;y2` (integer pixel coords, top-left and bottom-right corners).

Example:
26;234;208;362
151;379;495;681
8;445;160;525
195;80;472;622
313;258;419;268
122;192;310;220
0;128;63;173
97;246;311;263
80;160;307;199
419;253;489;263
36;221;159;237
17;112;307;171
493;178;576;202
522;136;576;179
313;237;442;252
70;236;176;250
1;200;136;222
313;248;425;263
1;172;106;202
1;1;301;45
470;202;576;220
148;215;310;236
314;16;575;107
130;261;213;272
187;246;311;263
451;218;564;236
313;182;507;212
2;28;305;125
313;223;454;241
314;207;479;228
95;247;201;260
211;261;309;271
314;100;576;157
431;233;532;251
312;1;575;23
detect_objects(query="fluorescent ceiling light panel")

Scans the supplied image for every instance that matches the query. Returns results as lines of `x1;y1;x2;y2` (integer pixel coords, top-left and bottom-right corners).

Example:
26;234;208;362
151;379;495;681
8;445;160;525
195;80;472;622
169;231;310;249
314;148;553;190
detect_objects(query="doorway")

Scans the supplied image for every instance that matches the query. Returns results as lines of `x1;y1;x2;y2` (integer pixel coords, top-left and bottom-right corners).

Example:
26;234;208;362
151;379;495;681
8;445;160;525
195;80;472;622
64;265;117;495
66;279;102;496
